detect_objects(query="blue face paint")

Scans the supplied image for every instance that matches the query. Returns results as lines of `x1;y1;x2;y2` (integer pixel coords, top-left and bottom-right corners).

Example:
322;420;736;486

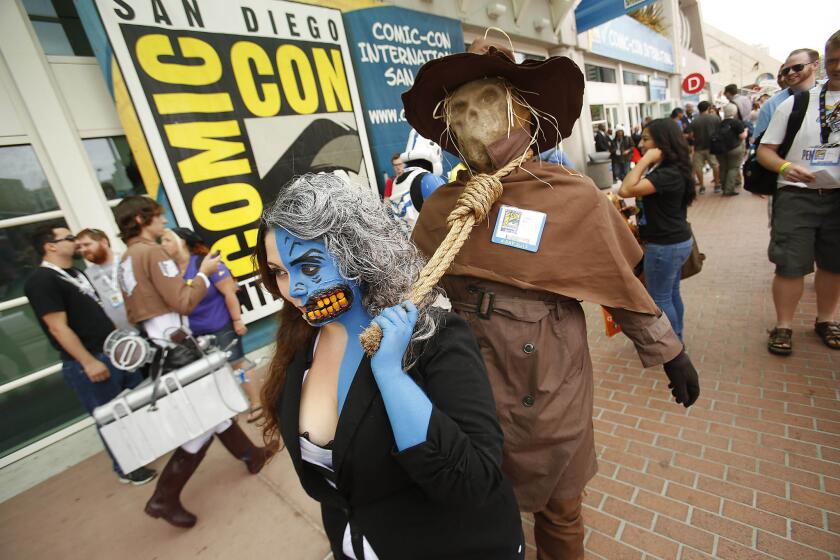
273;228;371;412
273;229;364;328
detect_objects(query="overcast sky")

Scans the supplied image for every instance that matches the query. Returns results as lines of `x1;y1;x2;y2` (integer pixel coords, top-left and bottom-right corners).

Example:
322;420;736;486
700;0;840;63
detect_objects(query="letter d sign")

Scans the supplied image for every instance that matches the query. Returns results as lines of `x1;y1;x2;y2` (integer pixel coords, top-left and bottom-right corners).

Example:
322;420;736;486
682;73;705;95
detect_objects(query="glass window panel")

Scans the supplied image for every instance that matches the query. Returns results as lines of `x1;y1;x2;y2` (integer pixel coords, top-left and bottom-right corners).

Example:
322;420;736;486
0;304;61;385
590;104;605;121
25;0;93;57
0;372;86;459
82;137;145;200
0;145;60;219
623;71;649;86
585;64;616;83
22;0;57;17
29;20;74;56
0;218;68;303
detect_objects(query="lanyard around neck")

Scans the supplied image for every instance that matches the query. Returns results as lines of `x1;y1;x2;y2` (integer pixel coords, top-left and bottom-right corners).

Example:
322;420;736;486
818;83;839;145
105;255;121;291
41;261;101;303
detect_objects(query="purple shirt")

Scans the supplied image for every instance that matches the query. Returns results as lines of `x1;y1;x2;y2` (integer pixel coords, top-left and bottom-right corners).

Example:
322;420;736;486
183;254;232;334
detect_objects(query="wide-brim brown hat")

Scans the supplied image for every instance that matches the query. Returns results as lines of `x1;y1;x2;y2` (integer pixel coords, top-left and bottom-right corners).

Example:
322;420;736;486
402;37;584;155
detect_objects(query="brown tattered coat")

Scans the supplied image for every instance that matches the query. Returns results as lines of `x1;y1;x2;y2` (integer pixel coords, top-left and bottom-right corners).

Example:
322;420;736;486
412;130;684;511
119;237;207;325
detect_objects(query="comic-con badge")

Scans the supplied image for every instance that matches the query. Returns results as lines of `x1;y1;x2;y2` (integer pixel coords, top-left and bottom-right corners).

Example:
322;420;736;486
802;145;840;166
491;205;547;253
109;292;124;308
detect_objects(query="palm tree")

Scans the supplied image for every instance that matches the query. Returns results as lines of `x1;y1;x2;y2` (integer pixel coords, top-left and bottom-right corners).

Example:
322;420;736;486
629;2;666;35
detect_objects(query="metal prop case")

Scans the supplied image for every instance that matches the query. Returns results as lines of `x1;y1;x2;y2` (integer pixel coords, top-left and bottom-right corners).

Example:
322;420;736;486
92;350;249;474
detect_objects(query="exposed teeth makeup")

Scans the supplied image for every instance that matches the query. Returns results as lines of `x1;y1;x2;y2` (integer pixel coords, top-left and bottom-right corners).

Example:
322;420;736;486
304;285;353;325
271;228;367;328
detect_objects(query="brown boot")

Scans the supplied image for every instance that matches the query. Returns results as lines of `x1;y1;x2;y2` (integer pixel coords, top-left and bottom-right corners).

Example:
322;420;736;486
144;439;212;528
216;421;279;474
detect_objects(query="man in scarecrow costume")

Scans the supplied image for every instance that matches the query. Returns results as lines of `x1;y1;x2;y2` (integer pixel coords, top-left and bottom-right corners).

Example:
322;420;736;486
406;38;700;559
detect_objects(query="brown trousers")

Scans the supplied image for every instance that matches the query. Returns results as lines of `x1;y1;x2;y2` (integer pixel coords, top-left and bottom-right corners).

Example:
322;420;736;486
443;277;596;559
534;493;584;560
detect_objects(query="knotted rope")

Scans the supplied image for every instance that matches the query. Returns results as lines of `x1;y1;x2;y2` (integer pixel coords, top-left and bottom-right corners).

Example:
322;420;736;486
360;149;533;355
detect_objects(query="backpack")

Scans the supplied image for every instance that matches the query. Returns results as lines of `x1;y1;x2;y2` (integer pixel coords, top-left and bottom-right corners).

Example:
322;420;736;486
709;120;741;155
744;91;809;195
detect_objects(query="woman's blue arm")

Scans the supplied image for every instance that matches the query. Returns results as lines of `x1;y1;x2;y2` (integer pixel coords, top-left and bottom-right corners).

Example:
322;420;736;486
370;302;432;451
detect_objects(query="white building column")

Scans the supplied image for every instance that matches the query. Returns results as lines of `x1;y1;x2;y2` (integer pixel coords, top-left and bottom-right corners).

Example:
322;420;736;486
0;0;118;237
616;62;628;131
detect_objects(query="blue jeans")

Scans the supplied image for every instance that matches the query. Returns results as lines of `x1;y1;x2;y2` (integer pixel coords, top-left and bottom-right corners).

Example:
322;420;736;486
612;160;630;181
62;353;143;475
643;239;693;340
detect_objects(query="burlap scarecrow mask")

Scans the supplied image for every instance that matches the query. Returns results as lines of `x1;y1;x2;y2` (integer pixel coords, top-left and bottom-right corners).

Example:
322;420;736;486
402;37;585;172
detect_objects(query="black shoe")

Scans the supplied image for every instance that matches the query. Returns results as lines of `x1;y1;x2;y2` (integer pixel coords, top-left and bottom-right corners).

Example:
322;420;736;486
713;185;722;194
119;466;157;486
699;186;706;194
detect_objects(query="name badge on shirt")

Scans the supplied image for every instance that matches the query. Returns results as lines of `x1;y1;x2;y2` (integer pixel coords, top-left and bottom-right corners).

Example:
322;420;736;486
109;292;124;308
801;145;840;166
491;205;547;253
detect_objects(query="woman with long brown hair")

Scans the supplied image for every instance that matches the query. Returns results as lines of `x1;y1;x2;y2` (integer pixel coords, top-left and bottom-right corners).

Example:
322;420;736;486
619;118;697;341
254;173;523;559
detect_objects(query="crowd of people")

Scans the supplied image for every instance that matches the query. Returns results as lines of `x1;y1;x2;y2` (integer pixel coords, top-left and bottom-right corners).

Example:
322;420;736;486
23;197;277;527
18;25;838;560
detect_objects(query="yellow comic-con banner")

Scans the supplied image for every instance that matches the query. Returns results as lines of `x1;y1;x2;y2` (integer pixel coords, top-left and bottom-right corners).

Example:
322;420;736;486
94;0;376;322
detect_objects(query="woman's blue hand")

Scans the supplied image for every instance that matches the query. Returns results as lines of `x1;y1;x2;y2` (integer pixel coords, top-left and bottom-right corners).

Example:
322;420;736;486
370;301;418;375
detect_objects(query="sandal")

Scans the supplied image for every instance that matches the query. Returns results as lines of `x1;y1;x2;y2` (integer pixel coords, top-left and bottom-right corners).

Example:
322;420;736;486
245;407;264;423
767;327;793;356
815;321;840;350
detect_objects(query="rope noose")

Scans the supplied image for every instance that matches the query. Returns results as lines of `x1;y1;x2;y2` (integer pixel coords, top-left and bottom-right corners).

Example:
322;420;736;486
360;150;533;356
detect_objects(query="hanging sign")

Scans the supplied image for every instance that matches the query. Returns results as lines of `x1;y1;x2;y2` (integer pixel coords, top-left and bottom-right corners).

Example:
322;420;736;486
682;73;705;95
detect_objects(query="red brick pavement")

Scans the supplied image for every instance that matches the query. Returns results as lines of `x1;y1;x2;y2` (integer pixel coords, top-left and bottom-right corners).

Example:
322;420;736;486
521;191;840;559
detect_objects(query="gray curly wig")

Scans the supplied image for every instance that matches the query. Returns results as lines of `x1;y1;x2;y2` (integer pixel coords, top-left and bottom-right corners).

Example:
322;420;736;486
259;173;441;358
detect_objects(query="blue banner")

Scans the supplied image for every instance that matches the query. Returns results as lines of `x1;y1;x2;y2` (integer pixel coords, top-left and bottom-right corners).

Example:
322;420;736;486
588;15;674;73
343;6;464;193
575;0;657;33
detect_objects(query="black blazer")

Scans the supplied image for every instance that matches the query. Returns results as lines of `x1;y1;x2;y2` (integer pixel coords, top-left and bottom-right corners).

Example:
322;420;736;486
278;312;524;560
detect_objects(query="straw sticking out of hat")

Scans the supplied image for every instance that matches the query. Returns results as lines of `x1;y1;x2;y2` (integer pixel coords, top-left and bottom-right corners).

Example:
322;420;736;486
401;35;585;156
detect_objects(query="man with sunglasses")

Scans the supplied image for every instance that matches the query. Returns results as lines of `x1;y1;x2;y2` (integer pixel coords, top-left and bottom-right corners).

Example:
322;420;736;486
758;32;840;355
755;49;820;139
24;224;156;485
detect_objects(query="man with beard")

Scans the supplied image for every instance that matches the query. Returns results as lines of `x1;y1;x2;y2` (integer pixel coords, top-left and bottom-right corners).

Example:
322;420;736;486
77;228;131;331
24;224;156;485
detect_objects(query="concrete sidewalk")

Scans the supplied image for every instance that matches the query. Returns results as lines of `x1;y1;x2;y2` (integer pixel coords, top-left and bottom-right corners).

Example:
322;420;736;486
0;419;331;559
1;188;838;559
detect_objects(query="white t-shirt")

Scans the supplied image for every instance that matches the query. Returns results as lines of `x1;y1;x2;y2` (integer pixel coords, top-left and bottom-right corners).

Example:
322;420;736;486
762;85;840;189
86;254;132;331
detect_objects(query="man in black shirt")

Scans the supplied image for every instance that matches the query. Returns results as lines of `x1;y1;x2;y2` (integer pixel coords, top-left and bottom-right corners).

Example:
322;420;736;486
594;123;611;152
24;224;156;485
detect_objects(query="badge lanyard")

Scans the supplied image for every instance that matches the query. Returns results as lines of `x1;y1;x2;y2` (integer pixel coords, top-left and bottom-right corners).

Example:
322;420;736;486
41;261;102;304
107;255;121;293
819;83;840;145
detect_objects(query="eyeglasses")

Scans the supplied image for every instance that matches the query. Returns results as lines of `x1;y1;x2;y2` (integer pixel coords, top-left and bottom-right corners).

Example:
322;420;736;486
51;235;77;243
780;63;813;76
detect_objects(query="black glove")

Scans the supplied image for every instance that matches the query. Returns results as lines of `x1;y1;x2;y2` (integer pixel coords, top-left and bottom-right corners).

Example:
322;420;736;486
663;350;700;407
